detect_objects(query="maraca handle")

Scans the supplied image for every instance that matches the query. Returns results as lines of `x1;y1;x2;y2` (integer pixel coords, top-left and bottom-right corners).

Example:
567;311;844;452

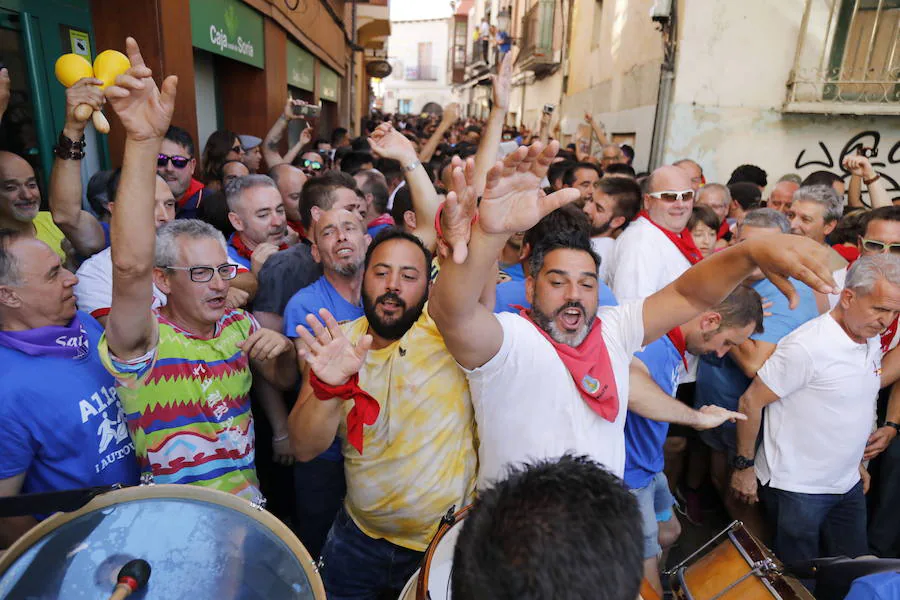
92;110;110;134
74;103;93;121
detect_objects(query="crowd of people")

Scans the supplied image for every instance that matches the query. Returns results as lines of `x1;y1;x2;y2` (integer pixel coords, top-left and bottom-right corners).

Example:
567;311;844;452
1;39;900;600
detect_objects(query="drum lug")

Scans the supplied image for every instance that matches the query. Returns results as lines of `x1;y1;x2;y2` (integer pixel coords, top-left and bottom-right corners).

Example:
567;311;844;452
314;557;324;574
439;505;457;528
249;495;267;512
139;473;155;486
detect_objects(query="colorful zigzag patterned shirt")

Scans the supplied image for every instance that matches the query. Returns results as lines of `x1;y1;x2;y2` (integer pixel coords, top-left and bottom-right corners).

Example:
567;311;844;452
99;309;261;500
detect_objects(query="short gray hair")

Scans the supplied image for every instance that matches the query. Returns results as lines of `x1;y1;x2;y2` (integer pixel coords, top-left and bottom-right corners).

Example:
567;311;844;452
155;219;227;268
0;229;24;286
845;253;900;296
225;174;278;213
792;184;843;223
697;183;731;205
740;208;790;233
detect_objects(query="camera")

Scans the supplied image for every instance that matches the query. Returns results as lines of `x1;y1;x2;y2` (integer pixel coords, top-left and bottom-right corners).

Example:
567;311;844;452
857;146;877;159
542;104;555;115
292;103;322;119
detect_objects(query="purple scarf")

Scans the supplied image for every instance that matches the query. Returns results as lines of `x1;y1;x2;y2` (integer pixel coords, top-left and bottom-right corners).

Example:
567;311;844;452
0;314;90;360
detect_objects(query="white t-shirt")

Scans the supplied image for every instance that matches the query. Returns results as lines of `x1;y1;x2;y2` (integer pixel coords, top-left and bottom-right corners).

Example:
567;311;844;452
591;236;616;283
756;312;882;495
607;216;691;301
464;300;645;490
75;247;167;318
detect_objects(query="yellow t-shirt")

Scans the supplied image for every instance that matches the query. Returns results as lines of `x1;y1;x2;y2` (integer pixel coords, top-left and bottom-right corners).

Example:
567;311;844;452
340;304;477;551
33;211;66;262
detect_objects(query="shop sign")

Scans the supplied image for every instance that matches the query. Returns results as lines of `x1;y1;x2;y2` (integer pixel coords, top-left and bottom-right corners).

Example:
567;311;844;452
287;41;314;91
190;0;265;69
320;66;339;102
366;60;392;78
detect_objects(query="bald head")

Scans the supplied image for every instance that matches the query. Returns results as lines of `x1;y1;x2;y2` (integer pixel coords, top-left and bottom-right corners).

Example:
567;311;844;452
648;165;693;194
767;180;799;214
645;165;695;233
270;164;307;222
0;152;41;226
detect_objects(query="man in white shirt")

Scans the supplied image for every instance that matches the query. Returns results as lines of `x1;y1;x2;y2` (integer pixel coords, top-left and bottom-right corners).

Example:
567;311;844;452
731;254;900;576
429;141;836;489
582;177;641;283
607;165;701;302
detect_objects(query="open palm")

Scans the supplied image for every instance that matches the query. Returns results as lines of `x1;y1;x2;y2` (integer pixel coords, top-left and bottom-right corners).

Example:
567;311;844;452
443;156;479;263
479;141;580;235
368;123;416;163
104;37;177;142
296;309;371;386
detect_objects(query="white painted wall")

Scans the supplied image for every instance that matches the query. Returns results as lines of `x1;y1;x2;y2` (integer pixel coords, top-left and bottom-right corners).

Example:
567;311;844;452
383;18;455;114
663;0;900;199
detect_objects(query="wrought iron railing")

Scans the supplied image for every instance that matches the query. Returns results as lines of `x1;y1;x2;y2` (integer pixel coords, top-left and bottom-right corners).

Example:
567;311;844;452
785;0;900;113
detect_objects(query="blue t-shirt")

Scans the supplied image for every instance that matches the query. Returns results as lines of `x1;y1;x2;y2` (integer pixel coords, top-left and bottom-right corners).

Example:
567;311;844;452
694;277;819;438
494;278;618;313
226;234;252;270
624;336;683;489
845;572;900;600
284;276;364;462
367;223;391;238
0;312;140;511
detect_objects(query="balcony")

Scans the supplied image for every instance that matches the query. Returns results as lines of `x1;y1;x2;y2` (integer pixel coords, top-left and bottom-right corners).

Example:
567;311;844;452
404;65;440;81
784;0;900;115
518;0;559;73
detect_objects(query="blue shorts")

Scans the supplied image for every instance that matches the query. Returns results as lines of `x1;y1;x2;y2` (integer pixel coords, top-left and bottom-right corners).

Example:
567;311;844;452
630;471;677;559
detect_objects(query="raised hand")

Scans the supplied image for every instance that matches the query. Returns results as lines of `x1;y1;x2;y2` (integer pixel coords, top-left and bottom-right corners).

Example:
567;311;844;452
104;37;177;141
491;47;518;111
444;156;479;264
478;141;580;235
284;97;305;121
442;102;460;126
251;242;280;275
692;405;747;430
238;328;292;361
0;68;9;121
843;154;876;180
746;234;836;308
368;122;417;164
65;77;105;132
296;309;372;386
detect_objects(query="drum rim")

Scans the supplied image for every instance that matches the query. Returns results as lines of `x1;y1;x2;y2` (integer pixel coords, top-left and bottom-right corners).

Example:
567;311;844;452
415;504;472;600
0;483;326;599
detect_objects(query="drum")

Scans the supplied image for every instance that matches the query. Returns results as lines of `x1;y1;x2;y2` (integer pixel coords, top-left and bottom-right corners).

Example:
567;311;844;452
399;505;471;600
667;521;815;600
0;484;326;599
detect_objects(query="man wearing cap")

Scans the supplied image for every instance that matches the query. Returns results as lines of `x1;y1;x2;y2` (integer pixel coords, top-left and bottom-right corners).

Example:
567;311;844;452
240;135;263;174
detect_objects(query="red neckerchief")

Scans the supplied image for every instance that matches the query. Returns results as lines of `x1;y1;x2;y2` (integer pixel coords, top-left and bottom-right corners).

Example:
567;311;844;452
368;213;395;229
833;244;860;264
666;326;689;369
309;372;380;454
178;178;205;208
287;220;306;239
230;233;288;260
717;220;730;240
518;309;619;422
637;210;703;265
882;316;899;354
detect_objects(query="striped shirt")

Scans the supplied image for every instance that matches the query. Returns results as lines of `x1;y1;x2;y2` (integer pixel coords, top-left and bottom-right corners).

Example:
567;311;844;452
99;309;261;500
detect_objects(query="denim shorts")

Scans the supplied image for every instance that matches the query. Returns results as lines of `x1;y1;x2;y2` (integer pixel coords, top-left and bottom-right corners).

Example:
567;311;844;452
630;471;677;559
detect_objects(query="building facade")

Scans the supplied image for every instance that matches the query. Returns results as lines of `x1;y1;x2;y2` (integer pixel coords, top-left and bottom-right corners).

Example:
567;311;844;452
5;0;388;186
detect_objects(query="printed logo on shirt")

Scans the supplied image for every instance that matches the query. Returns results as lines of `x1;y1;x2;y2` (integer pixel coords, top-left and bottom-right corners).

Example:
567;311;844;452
56;322;90;359
77;385;135;473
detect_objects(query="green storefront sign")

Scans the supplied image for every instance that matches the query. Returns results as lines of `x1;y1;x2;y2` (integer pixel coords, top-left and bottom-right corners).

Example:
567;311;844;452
190;0;264;69
286;42;314;91
320;66;339;102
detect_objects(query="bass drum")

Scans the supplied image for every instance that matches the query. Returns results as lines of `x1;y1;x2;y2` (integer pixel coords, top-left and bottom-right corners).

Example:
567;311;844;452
0;484;326;599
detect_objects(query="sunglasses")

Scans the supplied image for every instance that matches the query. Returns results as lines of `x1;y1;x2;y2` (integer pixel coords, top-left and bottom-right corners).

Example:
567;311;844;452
648;189;695;203
303;159;323;171
231;145;244;154
157;154;191;169
861;238;900;255
166;263;239;283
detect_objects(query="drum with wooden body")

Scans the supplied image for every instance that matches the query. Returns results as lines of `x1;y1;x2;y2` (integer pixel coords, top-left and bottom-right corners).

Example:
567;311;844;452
0;484;326;599
667;521;815;600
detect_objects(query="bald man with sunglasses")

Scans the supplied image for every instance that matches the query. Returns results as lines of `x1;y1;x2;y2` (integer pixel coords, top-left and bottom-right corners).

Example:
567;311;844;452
607;165;702;302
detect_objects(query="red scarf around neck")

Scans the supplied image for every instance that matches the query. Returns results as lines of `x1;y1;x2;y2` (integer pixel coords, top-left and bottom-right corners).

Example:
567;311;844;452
287;220;307;240
666;326;689;369
637;210;704;265
519;309;619;422
717;220;730;240
178;178;205;208
230;233;289;260
882;316;899;354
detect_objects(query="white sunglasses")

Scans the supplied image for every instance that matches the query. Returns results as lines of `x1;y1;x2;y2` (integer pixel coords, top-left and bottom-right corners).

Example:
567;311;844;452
648;189;695;203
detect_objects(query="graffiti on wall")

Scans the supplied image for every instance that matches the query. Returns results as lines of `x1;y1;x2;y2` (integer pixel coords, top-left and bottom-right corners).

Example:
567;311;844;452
794;131;900;202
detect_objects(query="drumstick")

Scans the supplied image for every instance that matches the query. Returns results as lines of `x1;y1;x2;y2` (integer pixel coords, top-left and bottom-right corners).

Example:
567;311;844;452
107;559;151;600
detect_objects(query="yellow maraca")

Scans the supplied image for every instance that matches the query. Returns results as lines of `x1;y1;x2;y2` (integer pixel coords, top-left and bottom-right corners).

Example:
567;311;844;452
54;50;131;134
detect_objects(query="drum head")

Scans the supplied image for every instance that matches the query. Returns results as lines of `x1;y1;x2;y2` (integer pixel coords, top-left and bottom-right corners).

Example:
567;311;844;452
414;506;471;600
0;485;324;599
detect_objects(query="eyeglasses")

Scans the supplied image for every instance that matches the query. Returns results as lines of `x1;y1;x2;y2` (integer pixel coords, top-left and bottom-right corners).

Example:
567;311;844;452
157;154;191;169
861;238;900;255
303;159;323;171
166;263;239;283
648;189;695;203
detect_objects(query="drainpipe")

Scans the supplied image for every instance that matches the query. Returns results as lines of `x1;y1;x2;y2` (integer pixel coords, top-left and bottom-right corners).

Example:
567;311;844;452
349;0;358;134
647;1;677;170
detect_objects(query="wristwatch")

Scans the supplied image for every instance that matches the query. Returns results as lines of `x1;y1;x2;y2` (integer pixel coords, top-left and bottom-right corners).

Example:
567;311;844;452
403;159;421;173
732;455;755;470
885;421;900;435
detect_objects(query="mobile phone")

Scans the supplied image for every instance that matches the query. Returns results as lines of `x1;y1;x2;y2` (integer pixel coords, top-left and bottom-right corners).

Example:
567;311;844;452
542;104;555;115
292;103;321;119
857;146;877;159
